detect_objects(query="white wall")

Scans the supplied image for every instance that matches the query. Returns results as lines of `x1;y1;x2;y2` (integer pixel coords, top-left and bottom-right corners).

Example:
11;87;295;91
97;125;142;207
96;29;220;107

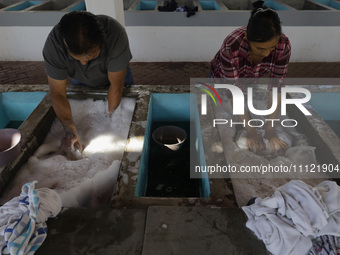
126;26;340;62
126;26;234;62
0;26;52;61
285;27;340;62
84;0;125;26
0;25;340;62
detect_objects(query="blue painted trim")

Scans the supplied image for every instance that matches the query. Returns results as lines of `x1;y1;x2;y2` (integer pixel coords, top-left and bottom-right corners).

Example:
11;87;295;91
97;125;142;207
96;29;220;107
309;92;340;138
152;93;191;122
4;1;42;11
135;95;153;197
264;0;289;10
314;0;340;9
199;1;222;10
135;1;157;10
190;94;210;198
0;96;10;129
68;2;86;11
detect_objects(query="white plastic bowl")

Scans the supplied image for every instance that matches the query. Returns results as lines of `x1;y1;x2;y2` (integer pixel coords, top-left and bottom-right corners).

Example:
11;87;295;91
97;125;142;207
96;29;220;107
152;125;187;153
0;129;21;165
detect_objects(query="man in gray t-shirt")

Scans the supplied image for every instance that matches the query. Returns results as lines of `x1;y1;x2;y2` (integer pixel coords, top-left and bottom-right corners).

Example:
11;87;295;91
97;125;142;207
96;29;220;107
43;11;133;153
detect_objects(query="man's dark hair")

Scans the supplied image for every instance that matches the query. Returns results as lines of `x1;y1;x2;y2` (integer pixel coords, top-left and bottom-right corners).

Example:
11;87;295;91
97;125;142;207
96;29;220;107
58;11;104;55
246;1;282;42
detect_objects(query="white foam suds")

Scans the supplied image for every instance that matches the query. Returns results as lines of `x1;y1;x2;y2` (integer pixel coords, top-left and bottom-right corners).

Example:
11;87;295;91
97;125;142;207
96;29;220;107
0;97;136;207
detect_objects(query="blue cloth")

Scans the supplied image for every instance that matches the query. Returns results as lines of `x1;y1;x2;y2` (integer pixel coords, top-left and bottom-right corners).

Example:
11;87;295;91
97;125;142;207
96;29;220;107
1;182;45;255
0;181;62;255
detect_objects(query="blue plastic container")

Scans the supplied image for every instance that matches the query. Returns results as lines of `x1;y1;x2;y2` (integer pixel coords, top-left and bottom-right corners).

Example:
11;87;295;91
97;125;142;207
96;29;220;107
199;0;221;10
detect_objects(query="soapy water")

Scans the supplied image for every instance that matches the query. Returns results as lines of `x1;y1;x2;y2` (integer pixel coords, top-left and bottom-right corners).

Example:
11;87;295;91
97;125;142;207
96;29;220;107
0;98;136;207
214;95;320;171
233;97;313;159
235;124;309;159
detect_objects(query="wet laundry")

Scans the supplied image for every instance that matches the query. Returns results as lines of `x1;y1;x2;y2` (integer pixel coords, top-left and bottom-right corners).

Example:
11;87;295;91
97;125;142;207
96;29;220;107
158;0;198;17
243;180;340;255
0;181;62;255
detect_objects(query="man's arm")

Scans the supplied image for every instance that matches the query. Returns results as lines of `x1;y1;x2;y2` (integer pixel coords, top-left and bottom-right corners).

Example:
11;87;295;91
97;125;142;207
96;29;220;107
48;76;82;152
107;69;126;114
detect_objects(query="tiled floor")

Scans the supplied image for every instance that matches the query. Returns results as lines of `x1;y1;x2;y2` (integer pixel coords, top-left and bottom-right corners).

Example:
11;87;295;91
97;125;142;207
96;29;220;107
1;61;340;85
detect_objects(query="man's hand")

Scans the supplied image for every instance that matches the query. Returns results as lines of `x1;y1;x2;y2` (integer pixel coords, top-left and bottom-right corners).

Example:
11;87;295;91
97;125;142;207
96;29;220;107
246;128;265;153
61;132;83;154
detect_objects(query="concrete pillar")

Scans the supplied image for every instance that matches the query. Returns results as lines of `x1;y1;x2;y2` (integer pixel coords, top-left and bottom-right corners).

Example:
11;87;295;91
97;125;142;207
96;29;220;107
85;0;125;27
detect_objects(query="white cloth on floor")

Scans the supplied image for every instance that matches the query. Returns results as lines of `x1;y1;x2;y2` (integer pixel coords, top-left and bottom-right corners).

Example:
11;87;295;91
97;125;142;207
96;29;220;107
314;181;340;238
0;181;62;255
242;180;340;255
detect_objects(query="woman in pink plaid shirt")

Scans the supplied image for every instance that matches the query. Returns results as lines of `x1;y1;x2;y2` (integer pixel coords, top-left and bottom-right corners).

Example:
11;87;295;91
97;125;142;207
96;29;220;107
210;0;291;154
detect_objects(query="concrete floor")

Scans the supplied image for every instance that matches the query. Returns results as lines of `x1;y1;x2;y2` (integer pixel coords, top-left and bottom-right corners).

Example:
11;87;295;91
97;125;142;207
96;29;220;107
1;61;340;254
36;206;268;255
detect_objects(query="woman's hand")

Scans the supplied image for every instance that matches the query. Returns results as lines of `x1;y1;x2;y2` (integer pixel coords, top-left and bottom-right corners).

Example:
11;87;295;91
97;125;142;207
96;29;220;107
246;128;265;153
264;129;288;153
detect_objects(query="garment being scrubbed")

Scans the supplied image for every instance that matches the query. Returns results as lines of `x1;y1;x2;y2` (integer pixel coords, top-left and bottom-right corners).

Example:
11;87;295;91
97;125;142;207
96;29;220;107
0;181;62;255
242;180;340;255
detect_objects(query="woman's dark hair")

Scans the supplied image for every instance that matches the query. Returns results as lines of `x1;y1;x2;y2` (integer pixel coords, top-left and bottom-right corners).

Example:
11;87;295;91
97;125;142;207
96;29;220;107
58;11;104;55
246;1;282;42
